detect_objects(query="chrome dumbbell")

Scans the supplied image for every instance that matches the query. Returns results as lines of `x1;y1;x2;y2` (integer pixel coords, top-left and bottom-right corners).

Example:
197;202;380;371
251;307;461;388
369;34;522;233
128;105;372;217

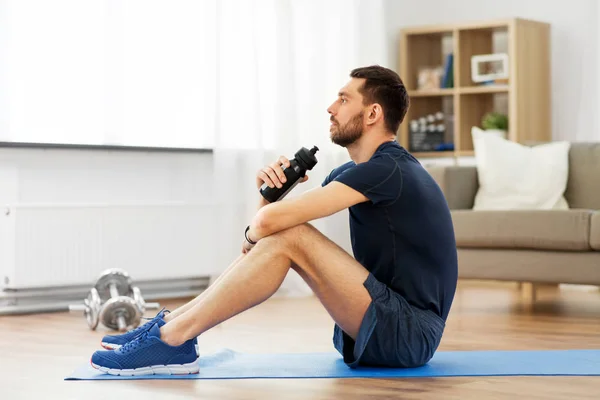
68;287;102;330
94;268;140;332
69;268;160;332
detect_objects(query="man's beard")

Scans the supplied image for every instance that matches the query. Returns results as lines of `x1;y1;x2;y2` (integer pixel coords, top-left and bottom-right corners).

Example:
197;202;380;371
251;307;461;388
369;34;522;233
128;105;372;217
330;111;364;147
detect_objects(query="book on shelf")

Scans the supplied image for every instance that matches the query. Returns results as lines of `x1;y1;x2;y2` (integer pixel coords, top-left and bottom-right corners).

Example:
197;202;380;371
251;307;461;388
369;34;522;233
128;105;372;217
441;53;453;88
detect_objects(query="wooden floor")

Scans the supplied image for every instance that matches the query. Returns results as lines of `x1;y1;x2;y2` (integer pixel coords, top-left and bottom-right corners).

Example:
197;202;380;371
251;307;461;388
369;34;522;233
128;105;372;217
2;280;600;399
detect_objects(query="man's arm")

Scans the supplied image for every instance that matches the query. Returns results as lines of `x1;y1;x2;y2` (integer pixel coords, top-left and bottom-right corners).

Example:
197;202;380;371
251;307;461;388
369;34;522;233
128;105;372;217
246;182;368;242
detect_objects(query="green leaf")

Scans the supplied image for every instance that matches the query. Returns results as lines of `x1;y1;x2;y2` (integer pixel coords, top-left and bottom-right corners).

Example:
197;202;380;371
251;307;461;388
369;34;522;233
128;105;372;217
481;112;508;130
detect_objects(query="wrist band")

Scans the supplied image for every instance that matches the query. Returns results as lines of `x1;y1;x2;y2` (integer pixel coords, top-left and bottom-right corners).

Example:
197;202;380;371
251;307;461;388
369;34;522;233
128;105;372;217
245;225;257;245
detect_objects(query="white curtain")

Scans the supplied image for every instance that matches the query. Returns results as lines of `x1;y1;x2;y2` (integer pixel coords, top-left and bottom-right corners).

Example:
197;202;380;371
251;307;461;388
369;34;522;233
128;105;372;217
210;0;390;295
0;0;218;148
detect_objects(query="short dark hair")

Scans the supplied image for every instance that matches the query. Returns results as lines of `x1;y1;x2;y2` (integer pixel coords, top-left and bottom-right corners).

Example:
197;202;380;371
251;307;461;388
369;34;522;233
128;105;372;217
350;65;409;134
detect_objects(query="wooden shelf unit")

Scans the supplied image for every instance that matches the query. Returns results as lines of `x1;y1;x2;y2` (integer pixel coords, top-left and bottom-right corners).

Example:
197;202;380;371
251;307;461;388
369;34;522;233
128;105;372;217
398;18;551;159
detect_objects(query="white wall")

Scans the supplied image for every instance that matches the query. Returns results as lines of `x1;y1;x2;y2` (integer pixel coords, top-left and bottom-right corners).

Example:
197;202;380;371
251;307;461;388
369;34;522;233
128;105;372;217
385;0;599;142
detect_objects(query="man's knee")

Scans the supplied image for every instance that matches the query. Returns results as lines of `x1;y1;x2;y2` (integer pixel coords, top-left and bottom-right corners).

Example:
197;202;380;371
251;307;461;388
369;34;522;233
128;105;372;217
277;223;320;244
257;223;318;252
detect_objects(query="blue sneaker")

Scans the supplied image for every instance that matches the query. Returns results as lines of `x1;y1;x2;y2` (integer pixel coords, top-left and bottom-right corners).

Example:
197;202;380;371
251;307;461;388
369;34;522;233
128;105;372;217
91;320;199;376
100;308;170;350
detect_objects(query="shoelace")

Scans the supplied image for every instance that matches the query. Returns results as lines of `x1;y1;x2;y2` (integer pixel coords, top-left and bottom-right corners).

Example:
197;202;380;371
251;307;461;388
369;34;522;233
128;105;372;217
125;319;152;336
122;308;167;336
120;329;151;354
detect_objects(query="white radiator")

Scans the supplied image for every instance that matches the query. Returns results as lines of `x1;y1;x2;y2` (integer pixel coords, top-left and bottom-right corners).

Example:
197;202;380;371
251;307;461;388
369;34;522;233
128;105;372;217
0;203;222;289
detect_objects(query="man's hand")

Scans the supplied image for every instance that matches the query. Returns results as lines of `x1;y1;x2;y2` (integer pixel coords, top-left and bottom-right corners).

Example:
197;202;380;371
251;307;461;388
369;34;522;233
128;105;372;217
255;155;308;210
241;239;254;254
255;155;308;190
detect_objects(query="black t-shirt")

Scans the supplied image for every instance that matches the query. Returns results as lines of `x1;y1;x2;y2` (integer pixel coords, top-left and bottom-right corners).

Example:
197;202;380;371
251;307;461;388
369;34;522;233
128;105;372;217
322;141;457;321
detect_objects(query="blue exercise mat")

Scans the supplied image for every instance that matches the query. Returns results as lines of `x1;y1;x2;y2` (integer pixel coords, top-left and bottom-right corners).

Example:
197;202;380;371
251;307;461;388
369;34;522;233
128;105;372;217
65;348;600;380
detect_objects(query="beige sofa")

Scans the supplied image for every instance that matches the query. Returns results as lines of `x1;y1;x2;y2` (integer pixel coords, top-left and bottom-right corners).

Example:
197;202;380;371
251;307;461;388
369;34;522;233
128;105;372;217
427;143;600;286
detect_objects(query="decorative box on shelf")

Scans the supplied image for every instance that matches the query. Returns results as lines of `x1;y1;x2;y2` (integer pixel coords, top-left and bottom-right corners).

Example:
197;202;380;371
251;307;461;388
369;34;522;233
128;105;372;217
409;112;452;152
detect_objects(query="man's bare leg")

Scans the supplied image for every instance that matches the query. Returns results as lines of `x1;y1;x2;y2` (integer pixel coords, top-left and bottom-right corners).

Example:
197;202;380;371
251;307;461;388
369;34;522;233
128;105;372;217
160;223;371;346
163;254;245;321
161;199;270;321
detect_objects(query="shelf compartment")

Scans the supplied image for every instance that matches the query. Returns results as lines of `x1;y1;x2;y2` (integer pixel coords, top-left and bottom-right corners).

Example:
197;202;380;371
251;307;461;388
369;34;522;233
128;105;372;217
404;96;454;153
457;92;509;153
456;26;509;88
401;31;454;91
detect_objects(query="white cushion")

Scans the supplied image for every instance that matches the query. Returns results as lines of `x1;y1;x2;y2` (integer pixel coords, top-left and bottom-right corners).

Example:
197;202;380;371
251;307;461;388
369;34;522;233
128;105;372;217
471;127;570;210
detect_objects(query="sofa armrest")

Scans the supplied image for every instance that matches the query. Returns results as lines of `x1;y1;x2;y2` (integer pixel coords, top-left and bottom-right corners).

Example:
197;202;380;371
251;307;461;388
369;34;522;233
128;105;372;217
426;166;479;210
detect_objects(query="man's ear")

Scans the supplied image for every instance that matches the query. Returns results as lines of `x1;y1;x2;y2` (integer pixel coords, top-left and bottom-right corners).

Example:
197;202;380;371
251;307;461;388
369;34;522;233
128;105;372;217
366;103;383;126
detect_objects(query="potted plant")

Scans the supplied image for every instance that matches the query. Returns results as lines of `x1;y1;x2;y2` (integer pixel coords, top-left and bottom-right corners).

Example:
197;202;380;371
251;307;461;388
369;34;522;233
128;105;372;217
481;112;508;139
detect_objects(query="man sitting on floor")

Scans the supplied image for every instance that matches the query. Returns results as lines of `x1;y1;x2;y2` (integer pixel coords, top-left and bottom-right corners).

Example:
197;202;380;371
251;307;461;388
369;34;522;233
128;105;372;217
91;65;458;375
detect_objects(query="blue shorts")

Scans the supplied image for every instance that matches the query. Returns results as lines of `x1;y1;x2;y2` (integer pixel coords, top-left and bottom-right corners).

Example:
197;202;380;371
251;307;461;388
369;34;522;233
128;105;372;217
333;273;446;368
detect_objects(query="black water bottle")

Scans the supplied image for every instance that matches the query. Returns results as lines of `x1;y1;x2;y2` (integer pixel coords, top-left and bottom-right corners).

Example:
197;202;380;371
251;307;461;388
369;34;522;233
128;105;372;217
259;146;319;203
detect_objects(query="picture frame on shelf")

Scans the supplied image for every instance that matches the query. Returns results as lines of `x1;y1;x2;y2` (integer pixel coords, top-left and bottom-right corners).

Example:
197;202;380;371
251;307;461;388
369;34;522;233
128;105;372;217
471;53;509;84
